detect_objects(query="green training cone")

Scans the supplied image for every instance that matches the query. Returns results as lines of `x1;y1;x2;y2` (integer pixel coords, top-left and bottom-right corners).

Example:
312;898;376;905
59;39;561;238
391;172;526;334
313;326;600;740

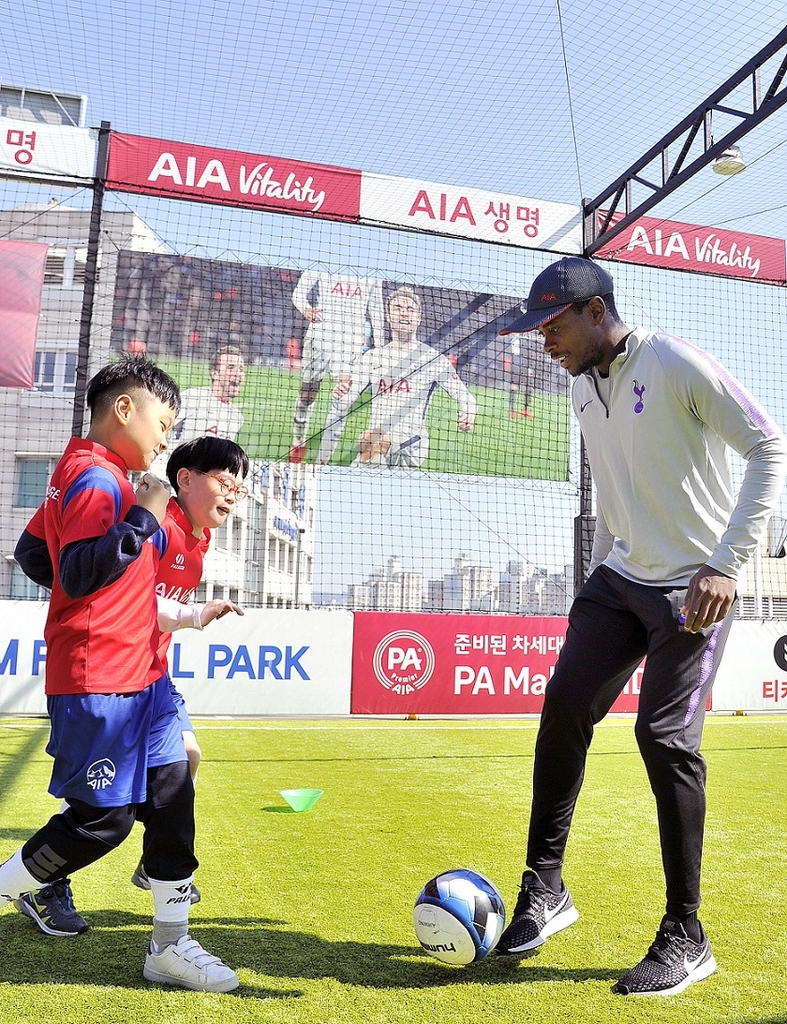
279;788;324;812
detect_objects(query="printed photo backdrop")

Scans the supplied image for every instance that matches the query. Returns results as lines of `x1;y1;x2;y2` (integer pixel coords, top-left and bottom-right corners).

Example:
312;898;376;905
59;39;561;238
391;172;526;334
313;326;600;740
110;251;569;480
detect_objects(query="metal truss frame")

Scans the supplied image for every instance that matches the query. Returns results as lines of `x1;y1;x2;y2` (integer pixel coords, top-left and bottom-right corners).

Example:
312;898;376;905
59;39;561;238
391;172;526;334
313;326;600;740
583;25;787;255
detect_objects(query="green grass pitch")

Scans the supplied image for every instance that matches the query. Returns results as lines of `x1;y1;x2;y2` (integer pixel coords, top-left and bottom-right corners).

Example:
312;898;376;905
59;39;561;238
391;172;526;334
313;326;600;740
159;359;571;480
1;715;786;1023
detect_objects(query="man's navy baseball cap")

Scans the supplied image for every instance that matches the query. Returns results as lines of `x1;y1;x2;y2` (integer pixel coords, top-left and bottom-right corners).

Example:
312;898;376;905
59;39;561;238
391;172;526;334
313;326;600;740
499;257;615;335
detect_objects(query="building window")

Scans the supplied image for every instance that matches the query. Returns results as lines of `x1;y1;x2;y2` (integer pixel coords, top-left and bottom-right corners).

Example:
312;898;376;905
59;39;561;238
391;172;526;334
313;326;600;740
245;561;259;592
231;519;243;556
213;521;228;552
10;564;48;600
43;245;89;288
34;349;78;396
15;458;55;507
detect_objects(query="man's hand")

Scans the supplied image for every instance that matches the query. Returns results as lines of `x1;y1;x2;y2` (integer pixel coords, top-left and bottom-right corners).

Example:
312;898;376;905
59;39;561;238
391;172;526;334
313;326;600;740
135;474;169;524
332;374;353;398
457;412;475;432
304;306;323;323
680;565;736;633
199;599;244;627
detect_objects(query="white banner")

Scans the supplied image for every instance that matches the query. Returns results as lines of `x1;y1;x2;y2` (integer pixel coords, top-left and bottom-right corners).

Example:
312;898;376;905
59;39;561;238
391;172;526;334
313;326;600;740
170;609;353;715
360;171;582;252
711;620;787;712
0;602;49;714
0;118;97;180
0;605;353;716
1;602;784;716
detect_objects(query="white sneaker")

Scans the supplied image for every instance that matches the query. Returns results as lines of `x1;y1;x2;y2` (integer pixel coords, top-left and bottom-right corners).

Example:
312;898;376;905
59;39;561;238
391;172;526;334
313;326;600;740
143;935;239;992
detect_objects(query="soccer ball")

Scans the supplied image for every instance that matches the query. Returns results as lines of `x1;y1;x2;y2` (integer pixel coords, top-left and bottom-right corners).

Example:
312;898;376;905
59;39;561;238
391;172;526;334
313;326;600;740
413;869;506;965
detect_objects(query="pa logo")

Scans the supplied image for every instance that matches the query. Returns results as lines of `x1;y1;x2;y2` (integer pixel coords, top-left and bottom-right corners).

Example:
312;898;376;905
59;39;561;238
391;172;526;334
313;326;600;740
86;758;116;791
773;635;787;672
372;630;435;695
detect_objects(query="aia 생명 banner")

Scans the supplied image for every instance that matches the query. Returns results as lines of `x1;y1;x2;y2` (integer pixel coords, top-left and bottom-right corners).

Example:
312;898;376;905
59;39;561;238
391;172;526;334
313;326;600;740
350;612;643;715
596;211;787;285
106;132;363;221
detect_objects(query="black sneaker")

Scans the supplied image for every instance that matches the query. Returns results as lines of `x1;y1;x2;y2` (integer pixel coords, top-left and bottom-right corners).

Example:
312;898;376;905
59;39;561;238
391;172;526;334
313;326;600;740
614;916;717;996
15;881;89;937
131;859;201;904
495;870;579;954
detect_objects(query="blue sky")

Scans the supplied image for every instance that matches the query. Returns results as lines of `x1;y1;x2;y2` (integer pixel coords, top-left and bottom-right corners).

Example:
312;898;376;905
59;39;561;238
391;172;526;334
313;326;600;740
3;0;787;593
4;0;787;232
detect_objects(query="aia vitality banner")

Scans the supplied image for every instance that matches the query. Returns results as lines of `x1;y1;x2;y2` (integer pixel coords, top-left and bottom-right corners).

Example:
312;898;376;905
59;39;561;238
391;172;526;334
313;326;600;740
107;132;363;221
596;211;787;285
351;612;642;715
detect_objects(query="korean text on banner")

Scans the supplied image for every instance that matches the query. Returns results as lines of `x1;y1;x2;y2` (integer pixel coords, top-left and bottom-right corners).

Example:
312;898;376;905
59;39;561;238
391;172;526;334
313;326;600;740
0;118;97;180
360;172;582;252
350;611;642;715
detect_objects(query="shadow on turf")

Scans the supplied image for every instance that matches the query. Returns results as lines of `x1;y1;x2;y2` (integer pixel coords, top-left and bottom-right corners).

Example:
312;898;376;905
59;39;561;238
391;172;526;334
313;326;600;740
0;826;44;841
2;907;623;992
2;908;297;1000
205;741;787;767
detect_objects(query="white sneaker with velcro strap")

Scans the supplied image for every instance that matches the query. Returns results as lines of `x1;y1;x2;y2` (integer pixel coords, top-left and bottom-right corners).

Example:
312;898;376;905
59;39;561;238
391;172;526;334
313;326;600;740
143;934;239;992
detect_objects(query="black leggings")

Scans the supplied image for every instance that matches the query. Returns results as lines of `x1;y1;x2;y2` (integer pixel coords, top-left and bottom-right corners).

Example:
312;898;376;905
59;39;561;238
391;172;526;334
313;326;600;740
22;760;197;885
527;565;735;917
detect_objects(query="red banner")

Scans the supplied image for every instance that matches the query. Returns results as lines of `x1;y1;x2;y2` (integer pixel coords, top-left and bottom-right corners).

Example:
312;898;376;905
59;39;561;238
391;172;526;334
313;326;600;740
0;240;49;389
596;211;787;285
350;612;642;715
107;132;362;221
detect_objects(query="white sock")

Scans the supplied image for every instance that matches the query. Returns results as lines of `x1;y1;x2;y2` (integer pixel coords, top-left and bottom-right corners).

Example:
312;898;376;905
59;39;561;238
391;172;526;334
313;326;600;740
293;399;313;444
149;874;193;950
149;874;194;920
317;396;350;463
0;848;49;905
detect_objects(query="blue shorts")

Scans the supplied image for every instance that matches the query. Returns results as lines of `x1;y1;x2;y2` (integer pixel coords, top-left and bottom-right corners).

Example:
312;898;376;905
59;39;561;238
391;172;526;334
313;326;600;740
46;676;187;807
168;677;194;734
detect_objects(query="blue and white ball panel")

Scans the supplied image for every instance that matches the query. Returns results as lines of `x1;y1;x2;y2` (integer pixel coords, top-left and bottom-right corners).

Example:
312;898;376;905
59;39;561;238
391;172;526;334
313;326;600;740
413;868;506;965
413;903;479;965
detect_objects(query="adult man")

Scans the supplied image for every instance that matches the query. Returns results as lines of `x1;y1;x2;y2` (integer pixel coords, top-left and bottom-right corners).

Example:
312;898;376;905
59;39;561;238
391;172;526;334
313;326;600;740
497;256;787;996
172;344;245;443
289;271;385;464
337;286;476;468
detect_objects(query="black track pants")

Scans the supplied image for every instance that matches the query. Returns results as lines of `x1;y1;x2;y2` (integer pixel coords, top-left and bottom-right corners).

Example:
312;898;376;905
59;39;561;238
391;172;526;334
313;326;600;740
526;564;734;917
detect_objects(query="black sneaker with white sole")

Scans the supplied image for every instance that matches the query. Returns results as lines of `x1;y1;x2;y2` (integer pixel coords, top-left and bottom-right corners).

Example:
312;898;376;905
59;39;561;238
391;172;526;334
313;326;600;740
614;915;717;996
15;880;89;937
495;870;579;954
